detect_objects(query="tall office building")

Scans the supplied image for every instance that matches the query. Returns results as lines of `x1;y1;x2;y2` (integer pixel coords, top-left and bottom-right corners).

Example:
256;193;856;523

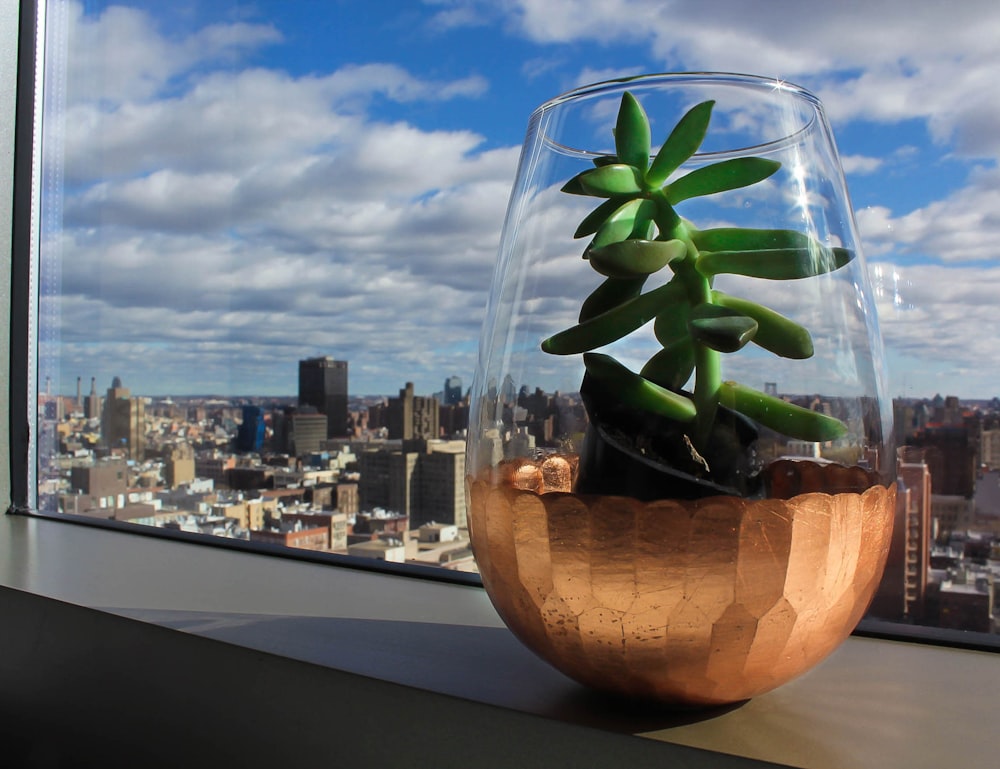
388;382;439;440
102;376;145;461
870;447;932;623
298;357;349;439
443;376;463;406
358;440;466;528
235;405;266;453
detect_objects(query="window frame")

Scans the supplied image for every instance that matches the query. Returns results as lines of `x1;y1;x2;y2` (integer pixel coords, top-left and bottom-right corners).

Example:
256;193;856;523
4;0;999;653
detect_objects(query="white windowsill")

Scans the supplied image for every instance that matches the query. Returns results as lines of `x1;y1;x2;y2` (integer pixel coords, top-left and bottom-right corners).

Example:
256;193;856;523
0;512;996;769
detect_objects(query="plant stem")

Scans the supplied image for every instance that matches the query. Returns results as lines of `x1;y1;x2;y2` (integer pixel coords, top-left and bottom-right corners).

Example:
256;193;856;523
693;340;721;449
653;190;721;450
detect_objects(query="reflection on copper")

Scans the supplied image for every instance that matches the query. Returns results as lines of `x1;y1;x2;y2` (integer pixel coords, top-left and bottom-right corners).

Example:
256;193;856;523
467;456;896;707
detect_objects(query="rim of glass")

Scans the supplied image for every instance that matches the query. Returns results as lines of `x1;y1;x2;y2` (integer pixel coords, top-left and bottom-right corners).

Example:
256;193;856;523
535;72;821;161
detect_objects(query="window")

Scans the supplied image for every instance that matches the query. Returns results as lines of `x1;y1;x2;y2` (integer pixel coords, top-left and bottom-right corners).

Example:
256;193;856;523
13;0;1000;644
2;2;998;766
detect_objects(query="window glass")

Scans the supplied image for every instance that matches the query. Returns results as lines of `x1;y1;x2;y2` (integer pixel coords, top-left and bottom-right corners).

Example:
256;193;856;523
35;0;1000;636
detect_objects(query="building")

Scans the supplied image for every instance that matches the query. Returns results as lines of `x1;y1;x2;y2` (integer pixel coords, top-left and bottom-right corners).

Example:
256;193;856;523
102;376;146;461
933;571;995;633
387;382;439;440
298;357;349;439
358;440;466;528
163;444;195;489
290;411;328;456
932;495;973;538
443;375;463;406
212;498;266;531
84;376;102;419
906;424;976;499
282;511;348;551
196;453;236;487
250;521;329;552
871;447;932;623
347;539;406;563
333;481;359;515
979;427;1000;470
235;405;265;453
359;448;420;517
439;402;469;438
416;442;466;528
67;460;129;512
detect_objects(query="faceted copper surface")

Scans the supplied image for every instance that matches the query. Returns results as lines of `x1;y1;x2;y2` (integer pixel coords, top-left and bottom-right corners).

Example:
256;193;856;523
467;458;896;706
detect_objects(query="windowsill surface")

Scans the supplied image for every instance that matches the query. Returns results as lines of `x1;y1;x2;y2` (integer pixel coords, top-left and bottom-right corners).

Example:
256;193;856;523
1;512;996;768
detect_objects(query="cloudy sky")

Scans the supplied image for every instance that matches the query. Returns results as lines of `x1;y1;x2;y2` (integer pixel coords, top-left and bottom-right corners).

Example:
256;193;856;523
39;0;1000;399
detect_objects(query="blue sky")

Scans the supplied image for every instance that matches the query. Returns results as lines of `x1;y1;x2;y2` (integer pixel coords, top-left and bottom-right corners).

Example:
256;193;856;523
41;0;1000;399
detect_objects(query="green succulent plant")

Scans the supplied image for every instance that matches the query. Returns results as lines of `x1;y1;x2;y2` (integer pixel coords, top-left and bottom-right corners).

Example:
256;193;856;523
541;91;850;452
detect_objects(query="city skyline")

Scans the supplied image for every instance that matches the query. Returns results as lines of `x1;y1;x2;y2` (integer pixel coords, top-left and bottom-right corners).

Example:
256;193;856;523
38;1;1000;398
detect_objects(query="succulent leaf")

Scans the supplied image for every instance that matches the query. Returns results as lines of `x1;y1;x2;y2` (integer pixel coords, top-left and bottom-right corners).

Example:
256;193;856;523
589;198;657;250
615;92;651;171
666;157;780;204
653;289;692;346
697;247;853;279
640;340;696;391
646;100;714;187
691;227;811;252
719;381;848;442
564;164;644;197
711;291;813;359
584;352;697;422
574;197;629;239
688;304;758;353
542;282;683;355
579;276;647;322
588;238;687;278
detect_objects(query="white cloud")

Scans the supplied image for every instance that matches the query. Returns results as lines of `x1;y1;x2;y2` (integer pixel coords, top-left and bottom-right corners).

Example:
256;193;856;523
458;0;1000;158
63;2;282;106
48;2;513;395
841;155;884;175
43;0;1000;399
859;167;1000;263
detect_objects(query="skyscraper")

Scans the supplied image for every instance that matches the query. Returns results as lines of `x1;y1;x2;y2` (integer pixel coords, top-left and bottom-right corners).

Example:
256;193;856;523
298;357;349;439
235;405;266;453
443;375;463;406
388;382;439;440
102;376;145;461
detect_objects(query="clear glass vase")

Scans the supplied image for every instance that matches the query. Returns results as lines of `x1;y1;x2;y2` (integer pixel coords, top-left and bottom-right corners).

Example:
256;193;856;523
466;73;896;706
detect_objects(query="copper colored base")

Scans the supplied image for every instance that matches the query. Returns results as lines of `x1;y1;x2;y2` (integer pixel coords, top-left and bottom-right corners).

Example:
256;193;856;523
467;458;895;706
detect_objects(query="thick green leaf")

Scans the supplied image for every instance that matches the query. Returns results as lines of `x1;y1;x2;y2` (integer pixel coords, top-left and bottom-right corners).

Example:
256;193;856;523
584;352;696;422
719;381;847;441
688;304;758;353
615;92;651;171
589;199;650;250
653;288;691;345
646;100;714;187
593;154;619;167
666;157;780;203
579;276;646;321
696;247;853;279
542;282;683;355
711;291;813;359
574;197;630;239
562;164;644;197
588;238;687;278
640;340;695;391
691;227;811;252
